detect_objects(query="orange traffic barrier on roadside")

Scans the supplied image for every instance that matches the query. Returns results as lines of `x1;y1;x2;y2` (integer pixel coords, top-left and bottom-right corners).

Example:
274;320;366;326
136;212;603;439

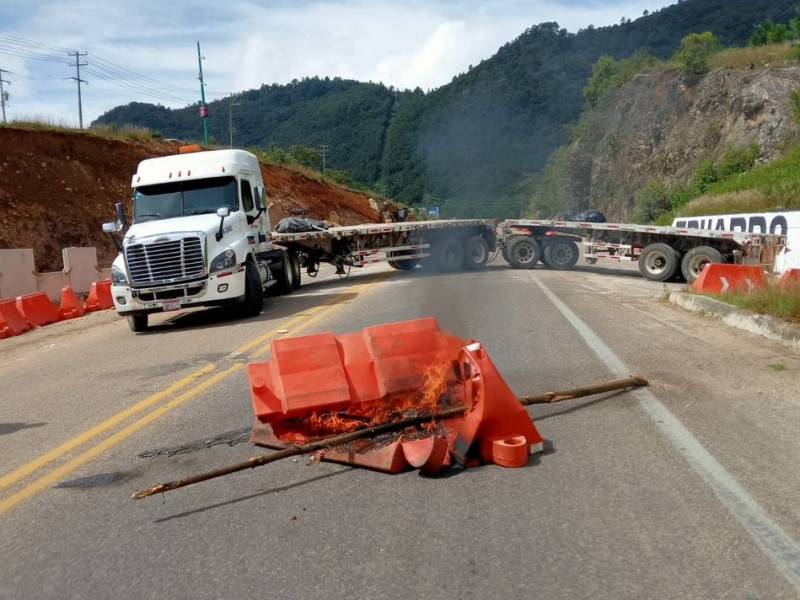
15;292;60;327
692;263;765;294
0;300;31;336
58;285;85;320
85;279;113;311
779;268;800;289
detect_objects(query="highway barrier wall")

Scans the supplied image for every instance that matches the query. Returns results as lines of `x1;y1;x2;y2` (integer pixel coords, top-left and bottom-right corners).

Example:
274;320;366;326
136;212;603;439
0;247;112;302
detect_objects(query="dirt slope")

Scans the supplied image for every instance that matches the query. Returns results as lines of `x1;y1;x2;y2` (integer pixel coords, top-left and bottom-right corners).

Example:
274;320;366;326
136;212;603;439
0;127;380;271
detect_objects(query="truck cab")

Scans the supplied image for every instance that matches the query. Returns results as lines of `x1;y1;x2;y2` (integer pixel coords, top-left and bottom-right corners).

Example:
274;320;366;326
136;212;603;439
104;147;298;332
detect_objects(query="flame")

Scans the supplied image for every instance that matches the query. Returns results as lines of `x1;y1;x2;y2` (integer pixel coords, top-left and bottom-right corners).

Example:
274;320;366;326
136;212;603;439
289;331;468;442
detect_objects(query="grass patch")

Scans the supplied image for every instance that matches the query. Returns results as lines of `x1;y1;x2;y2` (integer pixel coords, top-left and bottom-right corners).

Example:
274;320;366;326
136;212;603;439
714;284;800;323
1;120;161;142
709;44;798;69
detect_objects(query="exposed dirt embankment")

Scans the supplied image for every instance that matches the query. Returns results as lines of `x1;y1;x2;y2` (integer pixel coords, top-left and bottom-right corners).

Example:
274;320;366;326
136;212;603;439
0;127;380;271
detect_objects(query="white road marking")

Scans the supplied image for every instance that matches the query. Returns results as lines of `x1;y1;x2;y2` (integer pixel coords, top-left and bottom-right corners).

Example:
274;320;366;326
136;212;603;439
528;271;800;593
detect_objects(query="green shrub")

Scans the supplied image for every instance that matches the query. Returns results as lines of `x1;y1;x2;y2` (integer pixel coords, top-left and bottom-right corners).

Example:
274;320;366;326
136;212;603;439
673;32;722;75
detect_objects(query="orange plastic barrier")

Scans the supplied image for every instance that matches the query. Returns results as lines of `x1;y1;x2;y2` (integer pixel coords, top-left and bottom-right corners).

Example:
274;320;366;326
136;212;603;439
249;317;544;473
15;292;60;327
85;279;113;311
0;300;31;336
57;286;86;320
0;316;9;339
691;264;765;294
779;268;800;289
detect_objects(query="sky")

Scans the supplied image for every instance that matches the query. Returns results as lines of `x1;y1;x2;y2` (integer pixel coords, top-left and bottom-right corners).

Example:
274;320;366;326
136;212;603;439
0;0;676;127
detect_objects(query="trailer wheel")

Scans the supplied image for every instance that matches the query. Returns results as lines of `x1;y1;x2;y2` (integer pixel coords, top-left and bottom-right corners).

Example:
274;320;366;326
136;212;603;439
681;246;724;284
505;236;540;269
244;261;264;316
462;235;489;269
289;252;302;289
542;239;579;270
639;243;680;282
430;238;464;272
127;314;148;333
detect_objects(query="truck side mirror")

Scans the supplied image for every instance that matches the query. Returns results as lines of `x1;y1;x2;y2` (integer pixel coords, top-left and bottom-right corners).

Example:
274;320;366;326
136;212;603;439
102;222;119;233
116;202;128;229
216;207;230;241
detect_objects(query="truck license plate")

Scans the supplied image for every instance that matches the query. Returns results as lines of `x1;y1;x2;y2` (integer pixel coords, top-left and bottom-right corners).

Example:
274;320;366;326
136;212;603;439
162;299;181;312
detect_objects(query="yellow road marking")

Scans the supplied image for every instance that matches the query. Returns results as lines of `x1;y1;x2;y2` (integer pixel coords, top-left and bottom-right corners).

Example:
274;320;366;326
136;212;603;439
0;271;386;514
0;363;217;492
0;364;242;516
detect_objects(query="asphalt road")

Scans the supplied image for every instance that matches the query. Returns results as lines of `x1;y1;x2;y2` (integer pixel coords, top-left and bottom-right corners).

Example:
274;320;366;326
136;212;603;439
2;258;800;599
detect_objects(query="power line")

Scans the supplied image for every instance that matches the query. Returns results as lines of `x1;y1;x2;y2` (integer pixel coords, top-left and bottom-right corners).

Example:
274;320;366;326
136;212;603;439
0;33;234;111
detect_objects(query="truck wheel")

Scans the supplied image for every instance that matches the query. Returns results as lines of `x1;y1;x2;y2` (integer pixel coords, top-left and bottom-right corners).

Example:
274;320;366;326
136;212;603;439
289;252;302;289
505;236;540;269
271;252;295;295
542;239;580;270
639;243;680;281
462;235;489;270
431;238;464;272
127;314;148;332
681;246;724;284
388;250;418;270
244;261;264;316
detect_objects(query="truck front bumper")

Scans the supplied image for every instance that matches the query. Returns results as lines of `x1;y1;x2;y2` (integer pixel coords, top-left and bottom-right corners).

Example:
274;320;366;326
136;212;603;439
110;267;247;316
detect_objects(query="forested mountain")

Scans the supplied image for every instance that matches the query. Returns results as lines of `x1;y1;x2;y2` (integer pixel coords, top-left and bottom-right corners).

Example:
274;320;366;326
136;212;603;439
93;0;797;216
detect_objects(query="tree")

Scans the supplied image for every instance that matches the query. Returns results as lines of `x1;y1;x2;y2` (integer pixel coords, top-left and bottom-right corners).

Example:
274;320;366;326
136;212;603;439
673;32;722;75
288;145;322;169
749;19;790;46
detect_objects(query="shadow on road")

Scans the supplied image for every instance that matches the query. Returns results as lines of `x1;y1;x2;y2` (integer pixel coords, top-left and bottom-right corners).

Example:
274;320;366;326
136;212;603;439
152;468;352;523
0;422;47;435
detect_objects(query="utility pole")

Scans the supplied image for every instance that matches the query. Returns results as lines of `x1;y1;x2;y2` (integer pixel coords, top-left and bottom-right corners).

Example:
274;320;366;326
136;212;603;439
0;69;9;123
228;98;241;147
319;144;329;173
68;52;88;128
197;41;209;146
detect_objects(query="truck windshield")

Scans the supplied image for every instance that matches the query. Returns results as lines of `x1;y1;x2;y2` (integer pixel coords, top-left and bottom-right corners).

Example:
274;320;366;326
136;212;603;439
133;176;237;222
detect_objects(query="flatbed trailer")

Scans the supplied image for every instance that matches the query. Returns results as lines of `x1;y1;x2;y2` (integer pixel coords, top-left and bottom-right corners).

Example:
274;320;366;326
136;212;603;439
270;219;497;276
500;219;786;283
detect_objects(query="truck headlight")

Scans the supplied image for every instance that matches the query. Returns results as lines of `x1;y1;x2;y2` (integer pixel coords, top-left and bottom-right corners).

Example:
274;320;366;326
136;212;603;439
111;265;128;285
210;249;237;273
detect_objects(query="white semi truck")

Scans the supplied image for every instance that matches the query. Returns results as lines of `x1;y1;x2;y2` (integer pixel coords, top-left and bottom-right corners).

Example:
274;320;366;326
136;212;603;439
103;146;300;332
104;147;497;332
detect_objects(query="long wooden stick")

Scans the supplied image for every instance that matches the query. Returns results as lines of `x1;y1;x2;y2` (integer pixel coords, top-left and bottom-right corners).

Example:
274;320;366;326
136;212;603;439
132;375;648;499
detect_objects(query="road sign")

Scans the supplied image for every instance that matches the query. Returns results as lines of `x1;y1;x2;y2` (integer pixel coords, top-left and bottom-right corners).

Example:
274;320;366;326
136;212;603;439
428;206;439;217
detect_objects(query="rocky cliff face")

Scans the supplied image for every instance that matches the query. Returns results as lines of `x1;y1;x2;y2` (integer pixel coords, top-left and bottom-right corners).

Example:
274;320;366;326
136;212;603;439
574;65;800;219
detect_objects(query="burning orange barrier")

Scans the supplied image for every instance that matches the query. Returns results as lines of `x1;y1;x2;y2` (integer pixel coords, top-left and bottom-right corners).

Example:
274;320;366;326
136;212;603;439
247;317;544;472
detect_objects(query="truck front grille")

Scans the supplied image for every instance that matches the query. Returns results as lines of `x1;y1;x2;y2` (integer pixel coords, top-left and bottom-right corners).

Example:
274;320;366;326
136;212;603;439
126;236;205;285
